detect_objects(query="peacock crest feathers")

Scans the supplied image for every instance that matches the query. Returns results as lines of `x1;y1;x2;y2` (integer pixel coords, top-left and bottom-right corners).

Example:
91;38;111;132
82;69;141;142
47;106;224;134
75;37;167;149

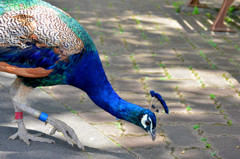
149;90;169;114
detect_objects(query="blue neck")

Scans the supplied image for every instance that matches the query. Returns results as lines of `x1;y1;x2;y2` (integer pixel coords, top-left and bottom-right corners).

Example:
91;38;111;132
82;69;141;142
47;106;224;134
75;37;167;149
89;87;144;125
68;49;145;125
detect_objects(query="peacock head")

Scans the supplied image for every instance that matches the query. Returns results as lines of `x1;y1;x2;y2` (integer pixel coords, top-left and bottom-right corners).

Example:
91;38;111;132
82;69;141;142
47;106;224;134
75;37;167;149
138;109;157;141
138;90;169;141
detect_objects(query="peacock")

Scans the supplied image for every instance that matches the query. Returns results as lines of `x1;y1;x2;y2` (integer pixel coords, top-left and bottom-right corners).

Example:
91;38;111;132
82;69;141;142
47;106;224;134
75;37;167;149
0;0;169;150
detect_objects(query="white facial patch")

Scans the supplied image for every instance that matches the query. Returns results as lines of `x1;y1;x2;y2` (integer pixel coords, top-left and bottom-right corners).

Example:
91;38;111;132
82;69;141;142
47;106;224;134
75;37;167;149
141;114;148;128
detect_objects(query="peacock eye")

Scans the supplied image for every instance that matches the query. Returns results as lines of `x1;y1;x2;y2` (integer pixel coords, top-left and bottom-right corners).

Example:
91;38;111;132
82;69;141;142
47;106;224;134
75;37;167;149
145;121;151;126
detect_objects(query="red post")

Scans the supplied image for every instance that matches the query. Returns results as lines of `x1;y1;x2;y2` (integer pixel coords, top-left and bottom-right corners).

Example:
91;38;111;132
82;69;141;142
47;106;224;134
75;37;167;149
211;0;235;32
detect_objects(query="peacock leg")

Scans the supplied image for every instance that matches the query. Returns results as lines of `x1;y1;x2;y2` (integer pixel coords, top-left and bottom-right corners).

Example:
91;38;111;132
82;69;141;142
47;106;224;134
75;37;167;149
9;78;55;145
9;78;84;150
9;113;55;145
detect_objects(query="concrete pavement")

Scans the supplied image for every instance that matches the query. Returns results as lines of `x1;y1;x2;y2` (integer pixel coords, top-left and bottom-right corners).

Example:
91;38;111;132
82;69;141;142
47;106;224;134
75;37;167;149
1;0;240;158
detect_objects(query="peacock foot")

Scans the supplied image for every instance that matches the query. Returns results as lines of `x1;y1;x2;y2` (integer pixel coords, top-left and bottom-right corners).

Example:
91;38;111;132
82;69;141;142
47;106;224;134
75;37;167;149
47;117;84;151
9;130;55;145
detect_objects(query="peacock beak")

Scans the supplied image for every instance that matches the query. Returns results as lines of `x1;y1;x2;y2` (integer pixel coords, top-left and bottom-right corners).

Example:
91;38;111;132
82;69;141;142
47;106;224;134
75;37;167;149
149;128;156;141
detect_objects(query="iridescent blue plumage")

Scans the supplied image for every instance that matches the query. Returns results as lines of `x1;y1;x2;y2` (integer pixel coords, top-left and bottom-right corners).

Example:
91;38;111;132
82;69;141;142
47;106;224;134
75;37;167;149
0;44;60;69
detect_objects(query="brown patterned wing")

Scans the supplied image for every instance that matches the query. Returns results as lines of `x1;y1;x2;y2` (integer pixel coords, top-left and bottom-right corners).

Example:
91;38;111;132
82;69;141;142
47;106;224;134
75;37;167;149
0;5;84;56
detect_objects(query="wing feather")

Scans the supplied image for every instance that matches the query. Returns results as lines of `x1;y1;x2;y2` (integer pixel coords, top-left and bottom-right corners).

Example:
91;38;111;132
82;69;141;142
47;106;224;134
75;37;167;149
0;44;60;77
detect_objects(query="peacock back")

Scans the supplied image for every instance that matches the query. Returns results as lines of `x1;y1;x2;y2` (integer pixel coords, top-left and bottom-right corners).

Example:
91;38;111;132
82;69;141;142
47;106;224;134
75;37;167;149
0;0;96;56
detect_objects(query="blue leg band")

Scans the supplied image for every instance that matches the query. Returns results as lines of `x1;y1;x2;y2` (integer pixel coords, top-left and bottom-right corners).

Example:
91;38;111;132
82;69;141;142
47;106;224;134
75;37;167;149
38;112;48;122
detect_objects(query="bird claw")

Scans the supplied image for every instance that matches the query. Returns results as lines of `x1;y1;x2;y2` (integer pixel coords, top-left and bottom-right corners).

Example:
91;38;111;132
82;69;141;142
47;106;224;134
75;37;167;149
48;118;84;151
9;131;55;145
